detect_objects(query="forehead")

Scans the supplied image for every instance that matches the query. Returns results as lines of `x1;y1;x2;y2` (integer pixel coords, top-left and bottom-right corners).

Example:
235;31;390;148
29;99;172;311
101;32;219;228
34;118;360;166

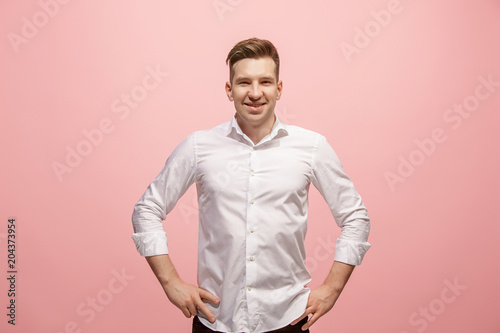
232;57;277;80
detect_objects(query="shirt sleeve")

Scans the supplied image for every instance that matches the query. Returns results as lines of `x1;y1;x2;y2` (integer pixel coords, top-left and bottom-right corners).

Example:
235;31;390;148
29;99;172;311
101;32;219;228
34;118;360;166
311;135;371;265
131;133;197;257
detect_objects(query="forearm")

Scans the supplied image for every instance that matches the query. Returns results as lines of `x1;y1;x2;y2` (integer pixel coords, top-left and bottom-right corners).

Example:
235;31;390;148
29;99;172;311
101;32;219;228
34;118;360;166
291;261;356;329
323;261;355;294
146;254;180;287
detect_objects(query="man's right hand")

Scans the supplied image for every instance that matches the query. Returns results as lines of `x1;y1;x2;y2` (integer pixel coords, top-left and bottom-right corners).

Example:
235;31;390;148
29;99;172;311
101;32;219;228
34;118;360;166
163;277;220;323
145;254;219;323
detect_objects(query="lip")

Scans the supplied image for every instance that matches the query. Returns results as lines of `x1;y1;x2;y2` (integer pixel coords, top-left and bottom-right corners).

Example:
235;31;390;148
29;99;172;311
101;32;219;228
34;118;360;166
244;102;266;112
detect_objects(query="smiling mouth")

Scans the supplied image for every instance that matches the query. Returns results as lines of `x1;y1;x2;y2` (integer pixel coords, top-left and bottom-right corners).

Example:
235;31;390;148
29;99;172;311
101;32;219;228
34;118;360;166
244;103;266;111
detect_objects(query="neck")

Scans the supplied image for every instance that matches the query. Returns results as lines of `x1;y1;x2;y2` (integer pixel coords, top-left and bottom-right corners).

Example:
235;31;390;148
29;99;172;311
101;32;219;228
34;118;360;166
237;113;276;145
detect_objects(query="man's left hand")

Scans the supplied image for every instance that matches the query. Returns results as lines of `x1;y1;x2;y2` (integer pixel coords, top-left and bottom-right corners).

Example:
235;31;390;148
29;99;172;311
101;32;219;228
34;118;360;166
290;283;340;331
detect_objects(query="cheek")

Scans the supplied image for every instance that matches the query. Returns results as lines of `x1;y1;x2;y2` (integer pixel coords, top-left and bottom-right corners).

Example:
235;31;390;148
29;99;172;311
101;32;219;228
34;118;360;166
266;93;279;102
232;91;246;102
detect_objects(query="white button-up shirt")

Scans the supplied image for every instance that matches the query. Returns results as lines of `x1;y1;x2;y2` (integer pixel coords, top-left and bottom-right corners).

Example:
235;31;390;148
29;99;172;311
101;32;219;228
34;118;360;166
131;115;371;333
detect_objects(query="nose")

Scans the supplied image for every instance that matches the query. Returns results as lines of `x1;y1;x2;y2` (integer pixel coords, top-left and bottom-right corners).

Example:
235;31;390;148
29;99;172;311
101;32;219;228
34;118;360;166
248;83;263;100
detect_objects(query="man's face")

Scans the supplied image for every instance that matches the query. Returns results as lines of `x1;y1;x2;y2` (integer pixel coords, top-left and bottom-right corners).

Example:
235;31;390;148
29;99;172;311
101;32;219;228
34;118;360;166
225;57;282;131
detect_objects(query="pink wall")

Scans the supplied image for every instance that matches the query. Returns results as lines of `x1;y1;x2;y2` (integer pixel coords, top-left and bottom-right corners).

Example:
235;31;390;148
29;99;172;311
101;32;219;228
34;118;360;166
2;1;500;332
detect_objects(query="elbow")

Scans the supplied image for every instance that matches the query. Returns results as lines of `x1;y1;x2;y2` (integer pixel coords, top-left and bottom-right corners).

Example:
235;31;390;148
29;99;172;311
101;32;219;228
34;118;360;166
131;203;166;233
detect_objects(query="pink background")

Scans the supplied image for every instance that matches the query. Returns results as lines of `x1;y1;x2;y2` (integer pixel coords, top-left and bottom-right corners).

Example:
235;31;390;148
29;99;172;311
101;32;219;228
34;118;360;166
2;0;500;332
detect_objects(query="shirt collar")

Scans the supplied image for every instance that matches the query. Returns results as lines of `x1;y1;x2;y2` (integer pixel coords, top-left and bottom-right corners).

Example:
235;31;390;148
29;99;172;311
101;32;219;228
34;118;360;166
226;113;289;146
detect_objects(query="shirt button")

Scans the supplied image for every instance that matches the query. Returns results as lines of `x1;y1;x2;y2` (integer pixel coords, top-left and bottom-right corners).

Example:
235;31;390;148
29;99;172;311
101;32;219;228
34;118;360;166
249;227;255;233
250;199;254;204
249;256;254;261
250;171;254;176
247;286;252;291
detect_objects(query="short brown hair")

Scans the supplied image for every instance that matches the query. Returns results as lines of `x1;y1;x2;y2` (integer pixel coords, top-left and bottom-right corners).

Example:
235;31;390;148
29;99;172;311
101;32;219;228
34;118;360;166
226;38;280;83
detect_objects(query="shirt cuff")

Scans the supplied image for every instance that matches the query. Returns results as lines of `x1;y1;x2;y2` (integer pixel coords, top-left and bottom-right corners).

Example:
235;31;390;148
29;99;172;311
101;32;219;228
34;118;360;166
333;238;371;265
131;231;169;257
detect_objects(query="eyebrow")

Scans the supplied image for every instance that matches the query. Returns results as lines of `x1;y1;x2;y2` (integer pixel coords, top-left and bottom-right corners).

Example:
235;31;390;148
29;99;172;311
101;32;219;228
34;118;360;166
234;76;275;82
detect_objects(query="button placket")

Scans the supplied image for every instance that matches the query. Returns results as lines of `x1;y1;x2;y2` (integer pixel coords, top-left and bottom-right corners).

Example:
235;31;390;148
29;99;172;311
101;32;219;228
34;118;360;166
246;146;257;299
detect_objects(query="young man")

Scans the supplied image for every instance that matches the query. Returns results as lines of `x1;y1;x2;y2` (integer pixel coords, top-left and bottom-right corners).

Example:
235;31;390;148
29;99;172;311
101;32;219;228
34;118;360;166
131;38;371;333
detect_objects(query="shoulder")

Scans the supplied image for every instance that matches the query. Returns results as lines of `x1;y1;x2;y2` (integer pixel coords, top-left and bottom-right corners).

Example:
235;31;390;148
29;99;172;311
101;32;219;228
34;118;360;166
283;124;325;146
191;121;231;139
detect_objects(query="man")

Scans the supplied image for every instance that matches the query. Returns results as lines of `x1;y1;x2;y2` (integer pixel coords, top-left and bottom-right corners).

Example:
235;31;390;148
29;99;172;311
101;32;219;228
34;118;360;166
131;38;371;333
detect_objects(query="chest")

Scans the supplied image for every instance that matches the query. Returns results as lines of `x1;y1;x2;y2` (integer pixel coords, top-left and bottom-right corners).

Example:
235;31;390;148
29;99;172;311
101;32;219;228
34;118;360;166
196;140;313;197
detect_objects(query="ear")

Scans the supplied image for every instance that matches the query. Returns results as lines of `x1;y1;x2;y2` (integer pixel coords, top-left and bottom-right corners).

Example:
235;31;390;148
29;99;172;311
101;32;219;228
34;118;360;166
276;80;283;100
225;81;234;101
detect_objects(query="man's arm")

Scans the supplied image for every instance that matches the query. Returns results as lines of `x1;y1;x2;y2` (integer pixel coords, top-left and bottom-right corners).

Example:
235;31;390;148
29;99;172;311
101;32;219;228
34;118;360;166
295;135;371;329
132;134;220;320
145;254;219;323
291;261;354;330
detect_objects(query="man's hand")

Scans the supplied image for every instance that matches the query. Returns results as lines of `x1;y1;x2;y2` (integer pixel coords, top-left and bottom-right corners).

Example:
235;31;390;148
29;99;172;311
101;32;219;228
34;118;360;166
290;284;340;330
145;254;220;323
163;277;220;323
291;261;355;330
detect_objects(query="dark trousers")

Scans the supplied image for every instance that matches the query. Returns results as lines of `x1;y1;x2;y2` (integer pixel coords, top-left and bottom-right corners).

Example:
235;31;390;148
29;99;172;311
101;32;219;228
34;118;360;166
192;315;310;333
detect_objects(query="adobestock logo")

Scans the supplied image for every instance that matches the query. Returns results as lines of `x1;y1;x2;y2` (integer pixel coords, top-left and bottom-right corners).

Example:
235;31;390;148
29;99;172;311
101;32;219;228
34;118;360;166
54;268;135;333
178;191;199;225
7;0;72;54
306;234;336;273
340;0;419;63
211;158;247;190
213;0;244;21
385;74;499;192
400;277;467;333
51;64;170;182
